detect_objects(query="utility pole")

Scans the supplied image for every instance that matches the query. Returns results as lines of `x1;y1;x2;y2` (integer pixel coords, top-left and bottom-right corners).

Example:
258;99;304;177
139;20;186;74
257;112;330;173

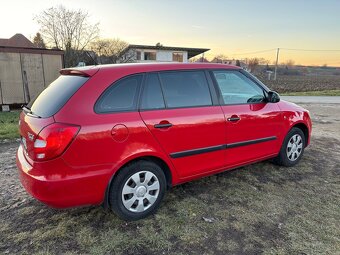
274;48;280;80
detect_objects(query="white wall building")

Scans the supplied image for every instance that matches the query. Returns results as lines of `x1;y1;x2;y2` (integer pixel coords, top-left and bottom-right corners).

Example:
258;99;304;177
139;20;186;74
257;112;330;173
120;44;209;63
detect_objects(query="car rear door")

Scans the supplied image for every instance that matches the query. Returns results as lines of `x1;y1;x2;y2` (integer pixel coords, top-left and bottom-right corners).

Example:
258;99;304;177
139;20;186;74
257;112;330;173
211;70;283;168
139;70;226;179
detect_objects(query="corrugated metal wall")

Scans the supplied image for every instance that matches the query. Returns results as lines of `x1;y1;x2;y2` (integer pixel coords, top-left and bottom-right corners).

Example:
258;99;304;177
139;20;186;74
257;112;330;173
0;52;62;105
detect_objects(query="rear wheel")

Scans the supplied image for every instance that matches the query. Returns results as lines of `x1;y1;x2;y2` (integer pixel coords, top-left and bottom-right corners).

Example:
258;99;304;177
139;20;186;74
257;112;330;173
273;127;306;167
109;160;166;221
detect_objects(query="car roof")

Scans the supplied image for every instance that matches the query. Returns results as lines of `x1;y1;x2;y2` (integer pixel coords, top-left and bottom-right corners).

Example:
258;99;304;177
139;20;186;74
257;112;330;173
60;63;241;77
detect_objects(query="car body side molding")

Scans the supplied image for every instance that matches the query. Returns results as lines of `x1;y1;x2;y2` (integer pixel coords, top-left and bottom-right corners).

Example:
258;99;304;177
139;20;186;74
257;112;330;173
226;136;277;149
170;136;277;158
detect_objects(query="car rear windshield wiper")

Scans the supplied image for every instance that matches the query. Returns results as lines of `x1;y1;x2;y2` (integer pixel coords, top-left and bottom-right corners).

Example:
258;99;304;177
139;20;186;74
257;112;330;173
22;105;41;118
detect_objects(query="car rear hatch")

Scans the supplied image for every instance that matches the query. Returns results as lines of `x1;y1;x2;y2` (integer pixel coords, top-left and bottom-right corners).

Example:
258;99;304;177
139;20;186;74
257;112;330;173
19;69;94;162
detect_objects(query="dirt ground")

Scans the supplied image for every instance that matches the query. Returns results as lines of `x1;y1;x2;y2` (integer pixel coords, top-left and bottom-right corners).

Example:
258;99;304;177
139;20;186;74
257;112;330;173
0;103;339;255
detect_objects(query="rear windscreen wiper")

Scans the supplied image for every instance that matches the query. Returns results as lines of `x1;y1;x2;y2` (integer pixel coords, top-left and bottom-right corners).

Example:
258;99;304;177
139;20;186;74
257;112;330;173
22;105;41;118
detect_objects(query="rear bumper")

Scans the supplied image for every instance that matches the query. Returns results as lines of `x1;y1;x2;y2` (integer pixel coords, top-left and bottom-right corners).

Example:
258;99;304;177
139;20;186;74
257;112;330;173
16;145;112;208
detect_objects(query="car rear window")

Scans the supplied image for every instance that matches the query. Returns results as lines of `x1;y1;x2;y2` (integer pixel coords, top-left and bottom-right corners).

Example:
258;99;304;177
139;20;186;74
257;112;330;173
28;75;89;118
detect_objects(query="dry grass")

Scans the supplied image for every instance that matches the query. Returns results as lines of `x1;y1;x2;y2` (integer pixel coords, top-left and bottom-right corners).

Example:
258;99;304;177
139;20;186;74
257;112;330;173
0;136;339;254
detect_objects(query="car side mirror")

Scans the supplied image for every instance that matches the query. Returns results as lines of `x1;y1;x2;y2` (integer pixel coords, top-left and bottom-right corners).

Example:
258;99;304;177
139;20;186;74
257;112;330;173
267;91;280;103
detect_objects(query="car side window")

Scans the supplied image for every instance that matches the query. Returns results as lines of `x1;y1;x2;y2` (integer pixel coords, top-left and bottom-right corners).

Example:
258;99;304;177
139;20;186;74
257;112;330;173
95;74;142;113
140;74;165;110
213;71;265;105
159;71;212;108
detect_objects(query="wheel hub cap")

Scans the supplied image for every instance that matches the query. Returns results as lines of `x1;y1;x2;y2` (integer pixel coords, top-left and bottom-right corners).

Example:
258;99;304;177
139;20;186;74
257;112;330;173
121;171;160;213
136;186;147;197
286;134;303;161
292;144;297;152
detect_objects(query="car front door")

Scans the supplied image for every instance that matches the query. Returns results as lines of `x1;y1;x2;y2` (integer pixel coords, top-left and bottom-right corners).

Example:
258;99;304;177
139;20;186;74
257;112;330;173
211;70;283;168
139;71;226;179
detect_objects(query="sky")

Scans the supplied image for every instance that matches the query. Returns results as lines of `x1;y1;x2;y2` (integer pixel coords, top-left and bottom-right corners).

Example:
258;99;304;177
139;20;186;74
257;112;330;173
1;0;340;66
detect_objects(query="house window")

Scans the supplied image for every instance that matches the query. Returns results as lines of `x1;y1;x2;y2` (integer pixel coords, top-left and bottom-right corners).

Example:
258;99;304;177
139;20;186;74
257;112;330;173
136;51;141;60
144;51;156;60
172;52;183;62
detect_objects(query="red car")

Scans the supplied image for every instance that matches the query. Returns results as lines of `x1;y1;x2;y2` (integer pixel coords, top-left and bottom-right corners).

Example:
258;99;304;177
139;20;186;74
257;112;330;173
17;63;312;220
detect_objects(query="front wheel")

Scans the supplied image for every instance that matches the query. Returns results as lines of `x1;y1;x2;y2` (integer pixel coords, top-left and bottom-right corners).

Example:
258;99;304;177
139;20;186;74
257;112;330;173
273;127;306;167
109;160;166;221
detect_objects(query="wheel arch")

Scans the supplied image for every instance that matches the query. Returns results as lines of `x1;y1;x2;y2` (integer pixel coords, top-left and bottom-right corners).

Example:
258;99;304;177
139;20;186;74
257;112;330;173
291;122;309;146
102;155;173;209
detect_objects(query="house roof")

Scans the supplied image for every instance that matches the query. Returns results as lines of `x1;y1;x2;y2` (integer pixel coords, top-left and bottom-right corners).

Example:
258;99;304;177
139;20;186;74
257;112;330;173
126;44;210;59
0;33;36;48
62;63;240;77
0;33;64;55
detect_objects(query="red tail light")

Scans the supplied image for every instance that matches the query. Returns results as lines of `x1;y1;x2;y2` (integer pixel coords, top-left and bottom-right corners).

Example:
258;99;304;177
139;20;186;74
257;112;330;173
29;123;80;161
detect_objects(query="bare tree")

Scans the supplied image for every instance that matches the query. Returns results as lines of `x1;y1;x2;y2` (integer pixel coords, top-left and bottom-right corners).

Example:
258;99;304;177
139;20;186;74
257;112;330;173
90;38;129;64
211;54;228;63
32;32;46;48
35;5;99;67
245;57;270;72
247;58;260;73
285;59;295;68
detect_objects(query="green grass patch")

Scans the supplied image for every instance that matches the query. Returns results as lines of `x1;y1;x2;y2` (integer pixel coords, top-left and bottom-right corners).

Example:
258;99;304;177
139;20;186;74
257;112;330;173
0;111;20;140
282;89;340;96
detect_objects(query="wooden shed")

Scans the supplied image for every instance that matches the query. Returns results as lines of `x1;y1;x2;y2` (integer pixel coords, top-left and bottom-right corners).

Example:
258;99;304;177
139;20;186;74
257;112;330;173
0;34;64;105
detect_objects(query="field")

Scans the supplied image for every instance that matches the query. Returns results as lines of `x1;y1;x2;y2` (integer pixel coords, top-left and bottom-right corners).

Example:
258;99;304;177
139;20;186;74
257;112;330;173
257;74;340;94
0;103;339;254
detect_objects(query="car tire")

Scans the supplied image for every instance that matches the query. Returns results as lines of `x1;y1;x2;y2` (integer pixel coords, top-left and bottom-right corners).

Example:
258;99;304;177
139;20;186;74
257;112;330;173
273;127;306;167
109;160;166;221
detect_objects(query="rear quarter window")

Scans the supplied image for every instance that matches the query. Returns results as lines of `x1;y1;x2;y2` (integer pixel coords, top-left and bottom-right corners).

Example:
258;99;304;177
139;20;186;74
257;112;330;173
95;74;143;113
28;75;89;118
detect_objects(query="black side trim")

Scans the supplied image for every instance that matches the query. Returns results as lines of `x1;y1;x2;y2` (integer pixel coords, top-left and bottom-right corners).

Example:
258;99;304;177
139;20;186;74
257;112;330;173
226;136;276;149
170;145;225;159
169;136;277;158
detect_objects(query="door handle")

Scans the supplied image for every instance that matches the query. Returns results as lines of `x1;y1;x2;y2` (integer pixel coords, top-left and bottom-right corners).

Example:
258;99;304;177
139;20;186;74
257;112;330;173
154;123;173;129
227;116;240;122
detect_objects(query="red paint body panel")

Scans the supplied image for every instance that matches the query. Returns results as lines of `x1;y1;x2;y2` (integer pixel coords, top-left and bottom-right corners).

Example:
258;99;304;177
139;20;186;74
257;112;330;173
17;145;111;207
16;63;312;209
277;100;312;145
140;106;226;178
221;102;283;167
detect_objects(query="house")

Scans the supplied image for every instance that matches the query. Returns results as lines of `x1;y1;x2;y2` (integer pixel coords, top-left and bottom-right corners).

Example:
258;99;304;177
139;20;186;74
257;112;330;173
120;44;210;63
211;57;248;69
0;34;64;106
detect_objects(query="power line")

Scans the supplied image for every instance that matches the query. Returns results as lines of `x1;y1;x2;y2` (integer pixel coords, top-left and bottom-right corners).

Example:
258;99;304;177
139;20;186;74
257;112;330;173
230;49;276;56
281;48;340;52
205;48;340;58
